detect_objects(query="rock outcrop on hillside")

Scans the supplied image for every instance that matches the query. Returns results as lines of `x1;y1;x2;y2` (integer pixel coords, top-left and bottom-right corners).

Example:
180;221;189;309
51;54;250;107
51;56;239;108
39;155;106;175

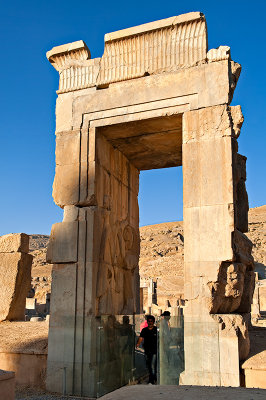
29;235;51;303
28;206;266;305
246;206;266;279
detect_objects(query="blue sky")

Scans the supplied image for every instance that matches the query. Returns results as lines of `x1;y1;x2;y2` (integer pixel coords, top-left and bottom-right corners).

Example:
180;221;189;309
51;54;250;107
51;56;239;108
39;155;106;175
1;0;265;235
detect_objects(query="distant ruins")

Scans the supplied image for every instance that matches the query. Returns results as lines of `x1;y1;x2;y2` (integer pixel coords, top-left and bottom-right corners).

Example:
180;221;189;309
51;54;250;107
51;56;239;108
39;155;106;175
46;12;255;396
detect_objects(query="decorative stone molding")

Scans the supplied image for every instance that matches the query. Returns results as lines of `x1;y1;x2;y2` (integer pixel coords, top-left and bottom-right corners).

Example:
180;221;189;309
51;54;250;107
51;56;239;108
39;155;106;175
46;40;91;71
58;58;101;93
98;12;207;85
47;12;208;93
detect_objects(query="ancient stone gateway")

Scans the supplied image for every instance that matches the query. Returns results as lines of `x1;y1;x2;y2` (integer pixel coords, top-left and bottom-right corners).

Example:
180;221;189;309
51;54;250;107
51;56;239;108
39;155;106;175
46;12;254;396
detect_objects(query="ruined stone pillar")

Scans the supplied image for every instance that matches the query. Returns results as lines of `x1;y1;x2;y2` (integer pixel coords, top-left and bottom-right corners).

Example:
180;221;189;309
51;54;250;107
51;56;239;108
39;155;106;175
46;124;140;395
180;105;254;386
0;233;32;321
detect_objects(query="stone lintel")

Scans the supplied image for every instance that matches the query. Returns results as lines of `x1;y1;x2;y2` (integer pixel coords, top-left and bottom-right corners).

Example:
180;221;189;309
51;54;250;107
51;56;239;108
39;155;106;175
104;12;204;42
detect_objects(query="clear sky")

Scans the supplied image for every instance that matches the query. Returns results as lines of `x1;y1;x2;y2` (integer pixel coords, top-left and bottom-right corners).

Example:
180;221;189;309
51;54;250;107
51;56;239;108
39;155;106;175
1;0;265;235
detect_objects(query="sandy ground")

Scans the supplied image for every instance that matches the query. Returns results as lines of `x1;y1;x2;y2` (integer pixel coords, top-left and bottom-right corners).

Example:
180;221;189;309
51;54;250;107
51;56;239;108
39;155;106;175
0;321;48;354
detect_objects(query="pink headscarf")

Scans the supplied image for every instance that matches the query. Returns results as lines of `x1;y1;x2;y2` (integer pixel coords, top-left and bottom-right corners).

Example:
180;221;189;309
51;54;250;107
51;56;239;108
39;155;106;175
140;320;148;332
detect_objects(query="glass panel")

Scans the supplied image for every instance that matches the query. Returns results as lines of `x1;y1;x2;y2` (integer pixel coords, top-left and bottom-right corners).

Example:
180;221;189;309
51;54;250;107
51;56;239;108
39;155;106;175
47;313;222;398
157;314;184;384
182;318;221;386
134;314;149;382
96;315;137;397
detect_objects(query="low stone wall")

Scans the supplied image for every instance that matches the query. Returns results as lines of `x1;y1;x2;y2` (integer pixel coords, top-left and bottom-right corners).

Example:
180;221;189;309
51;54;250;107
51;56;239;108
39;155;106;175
0;352;47;388
242;327;266;389
244;369;266;389
0;369;15;400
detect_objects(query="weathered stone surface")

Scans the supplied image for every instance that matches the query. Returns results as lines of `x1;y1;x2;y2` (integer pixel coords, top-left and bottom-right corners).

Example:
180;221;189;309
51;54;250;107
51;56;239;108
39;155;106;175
0;233;29;253
230;105;244;138
46;221;78;263
207;45;231;63
0;250;32;321
214;314;250;360
47;40;91;72
99;13;207;85
46;12;252;394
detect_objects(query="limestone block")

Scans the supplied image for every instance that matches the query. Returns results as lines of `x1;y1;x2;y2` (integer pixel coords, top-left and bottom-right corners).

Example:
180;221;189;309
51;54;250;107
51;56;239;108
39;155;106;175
180;314;240;387
63;205;79;222
233;229;253;266
55;132;80;166
72;61;231;131
207;46;231;63
53;132;81;207
183;106;234;208
55;92;73;132
46;263;77;394
229;61;242;102
208;262;247;314
47;40;91;72
98;13;207;85
0;233;29;253
214;314;250;361
237;270;255;313
196;231;254;314
26;298;36;310
81;202;139;315
30;316;43;322
58;59;101;94
46;222;78;264
183;105;233;143
0;252;32;321
53;164;80;208
181;313;248;387
183;137;234;207
183;204;234;263
230;105;244;138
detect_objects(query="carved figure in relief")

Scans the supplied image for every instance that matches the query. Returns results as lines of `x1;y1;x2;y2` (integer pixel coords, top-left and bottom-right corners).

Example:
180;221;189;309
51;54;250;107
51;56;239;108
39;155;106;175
97;215;138;314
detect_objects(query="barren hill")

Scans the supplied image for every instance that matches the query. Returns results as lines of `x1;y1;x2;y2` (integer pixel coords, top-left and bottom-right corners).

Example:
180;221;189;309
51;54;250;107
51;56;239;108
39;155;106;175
29;206;266;304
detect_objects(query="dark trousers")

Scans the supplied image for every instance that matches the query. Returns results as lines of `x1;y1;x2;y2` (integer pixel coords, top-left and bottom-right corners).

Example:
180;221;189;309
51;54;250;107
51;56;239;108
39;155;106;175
145;352;157;383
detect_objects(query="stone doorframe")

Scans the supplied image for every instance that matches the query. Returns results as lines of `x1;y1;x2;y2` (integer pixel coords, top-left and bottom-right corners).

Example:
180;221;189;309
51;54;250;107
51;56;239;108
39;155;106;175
46;12;254;396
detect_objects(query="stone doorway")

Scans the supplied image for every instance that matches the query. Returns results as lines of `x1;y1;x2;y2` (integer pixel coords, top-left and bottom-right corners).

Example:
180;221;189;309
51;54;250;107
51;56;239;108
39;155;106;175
46;11;254;397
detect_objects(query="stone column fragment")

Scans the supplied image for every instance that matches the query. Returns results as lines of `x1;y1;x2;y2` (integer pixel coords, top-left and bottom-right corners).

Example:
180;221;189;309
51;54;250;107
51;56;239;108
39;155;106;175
0;233;32;321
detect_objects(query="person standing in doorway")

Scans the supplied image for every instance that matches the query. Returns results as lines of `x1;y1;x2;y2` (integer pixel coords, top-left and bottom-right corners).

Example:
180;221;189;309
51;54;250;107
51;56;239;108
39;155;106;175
136;315;157;384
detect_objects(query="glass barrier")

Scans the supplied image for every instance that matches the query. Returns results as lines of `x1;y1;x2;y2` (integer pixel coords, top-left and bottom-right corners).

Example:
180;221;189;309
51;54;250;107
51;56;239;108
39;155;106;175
157;315;184;385
96;315;136;397
47;313;222;398
96;313;185;395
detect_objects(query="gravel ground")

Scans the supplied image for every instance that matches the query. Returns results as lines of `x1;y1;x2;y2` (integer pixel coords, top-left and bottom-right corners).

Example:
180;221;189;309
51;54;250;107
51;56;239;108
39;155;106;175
101;385;266;400
15;386;93;400
15;385;266;400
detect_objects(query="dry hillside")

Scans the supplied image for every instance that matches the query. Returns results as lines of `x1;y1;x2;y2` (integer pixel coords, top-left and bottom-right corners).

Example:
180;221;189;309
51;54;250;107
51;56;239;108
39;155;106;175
29;206;266;304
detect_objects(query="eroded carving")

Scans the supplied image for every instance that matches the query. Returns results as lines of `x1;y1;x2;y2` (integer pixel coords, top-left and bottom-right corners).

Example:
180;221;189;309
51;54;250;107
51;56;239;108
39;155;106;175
97;216;139;315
